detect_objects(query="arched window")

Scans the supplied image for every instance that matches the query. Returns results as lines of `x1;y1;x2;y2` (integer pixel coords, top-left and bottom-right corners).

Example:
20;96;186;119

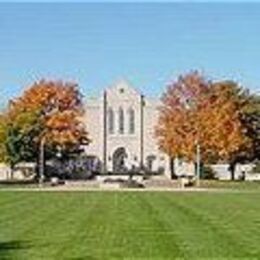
118;107;124;134
128;108;135;134
108;108;114;134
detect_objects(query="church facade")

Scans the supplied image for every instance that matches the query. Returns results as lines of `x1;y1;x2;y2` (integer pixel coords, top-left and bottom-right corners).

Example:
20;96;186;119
84;80;194;178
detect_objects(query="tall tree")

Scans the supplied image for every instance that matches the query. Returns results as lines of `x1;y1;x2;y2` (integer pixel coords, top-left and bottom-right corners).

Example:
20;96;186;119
0;80;89;177
156;71;210;177
156;72;249;179
248;93;260;159
224;88;260;179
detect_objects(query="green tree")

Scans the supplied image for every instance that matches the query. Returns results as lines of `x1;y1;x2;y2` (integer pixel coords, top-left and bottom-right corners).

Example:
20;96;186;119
0;110;40;178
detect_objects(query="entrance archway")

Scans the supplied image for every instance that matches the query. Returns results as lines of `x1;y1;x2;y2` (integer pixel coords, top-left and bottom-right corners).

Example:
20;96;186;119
112;147;127;173
146;155;156;172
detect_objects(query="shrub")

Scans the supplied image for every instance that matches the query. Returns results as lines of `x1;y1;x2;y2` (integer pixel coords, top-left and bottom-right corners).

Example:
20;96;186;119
201;165;216;180
44;156;94;180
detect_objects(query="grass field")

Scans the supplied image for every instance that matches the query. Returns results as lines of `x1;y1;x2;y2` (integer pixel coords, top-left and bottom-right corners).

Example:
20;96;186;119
0;191;260;259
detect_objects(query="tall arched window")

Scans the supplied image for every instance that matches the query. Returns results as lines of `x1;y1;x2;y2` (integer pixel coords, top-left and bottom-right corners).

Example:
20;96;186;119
128;108;135;134
118;107;124;134
108;108;114;134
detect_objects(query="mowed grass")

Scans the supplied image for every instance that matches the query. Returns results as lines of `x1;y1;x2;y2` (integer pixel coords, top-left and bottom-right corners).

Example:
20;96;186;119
0;191;260;260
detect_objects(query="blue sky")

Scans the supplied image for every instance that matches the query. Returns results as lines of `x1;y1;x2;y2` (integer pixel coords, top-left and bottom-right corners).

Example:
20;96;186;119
0;3;260;106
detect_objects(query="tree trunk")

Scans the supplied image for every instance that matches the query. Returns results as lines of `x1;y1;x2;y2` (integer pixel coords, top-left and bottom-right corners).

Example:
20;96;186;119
35;151;40;181
10;164;14;180
229;162;236;181
170;157;177;179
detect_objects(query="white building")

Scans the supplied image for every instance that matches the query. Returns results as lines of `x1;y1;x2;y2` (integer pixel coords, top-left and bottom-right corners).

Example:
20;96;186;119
84;80;194;178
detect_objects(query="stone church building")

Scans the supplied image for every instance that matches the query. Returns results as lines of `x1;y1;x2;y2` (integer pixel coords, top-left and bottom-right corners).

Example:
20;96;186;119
84;80;194;178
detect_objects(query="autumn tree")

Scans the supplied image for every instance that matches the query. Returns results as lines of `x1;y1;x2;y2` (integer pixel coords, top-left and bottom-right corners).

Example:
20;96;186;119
156;71;210;178
247;93;260;160
1;80;89;178
156;72;249;179
222;87;260;179
243;92;260;160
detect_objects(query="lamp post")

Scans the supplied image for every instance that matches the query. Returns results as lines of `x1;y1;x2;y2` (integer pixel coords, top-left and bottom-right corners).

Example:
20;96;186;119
196;140;201;187
39;135;46;187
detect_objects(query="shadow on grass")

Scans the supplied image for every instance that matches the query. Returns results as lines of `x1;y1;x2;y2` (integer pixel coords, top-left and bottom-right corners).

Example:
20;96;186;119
0;240;31;259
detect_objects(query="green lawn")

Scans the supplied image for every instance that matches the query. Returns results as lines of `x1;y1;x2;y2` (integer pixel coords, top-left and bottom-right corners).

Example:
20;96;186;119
0;191;260;259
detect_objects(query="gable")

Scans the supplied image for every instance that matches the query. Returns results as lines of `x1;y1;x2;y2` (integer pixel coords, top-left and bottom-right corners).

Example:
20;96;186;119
106;79;141;101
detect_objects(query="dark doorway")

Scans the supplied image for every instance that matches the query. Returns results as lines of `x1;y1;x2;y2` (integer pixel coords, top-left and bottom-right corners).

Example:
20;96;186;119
112;147;127;173
146;155;156;172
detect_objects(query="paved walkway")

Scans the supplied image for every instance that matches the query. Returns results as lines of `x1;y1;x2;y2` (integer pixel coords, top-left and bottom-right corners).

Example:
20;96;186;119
0;186;256;193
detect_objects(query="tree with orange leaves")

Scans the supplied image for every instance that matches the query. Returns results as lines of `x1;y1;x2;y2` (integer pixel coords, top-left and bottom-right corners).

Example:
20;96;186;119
10;80;89;147
156;71;209;178
209;81;258;179
0;80;89;177
156;72;249;179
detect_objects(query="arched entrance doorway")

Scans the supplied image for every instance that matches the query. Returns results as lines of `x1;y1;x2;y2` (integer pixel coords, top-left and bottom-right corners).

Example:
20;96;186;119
146;155;156;172
112;147;127;173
